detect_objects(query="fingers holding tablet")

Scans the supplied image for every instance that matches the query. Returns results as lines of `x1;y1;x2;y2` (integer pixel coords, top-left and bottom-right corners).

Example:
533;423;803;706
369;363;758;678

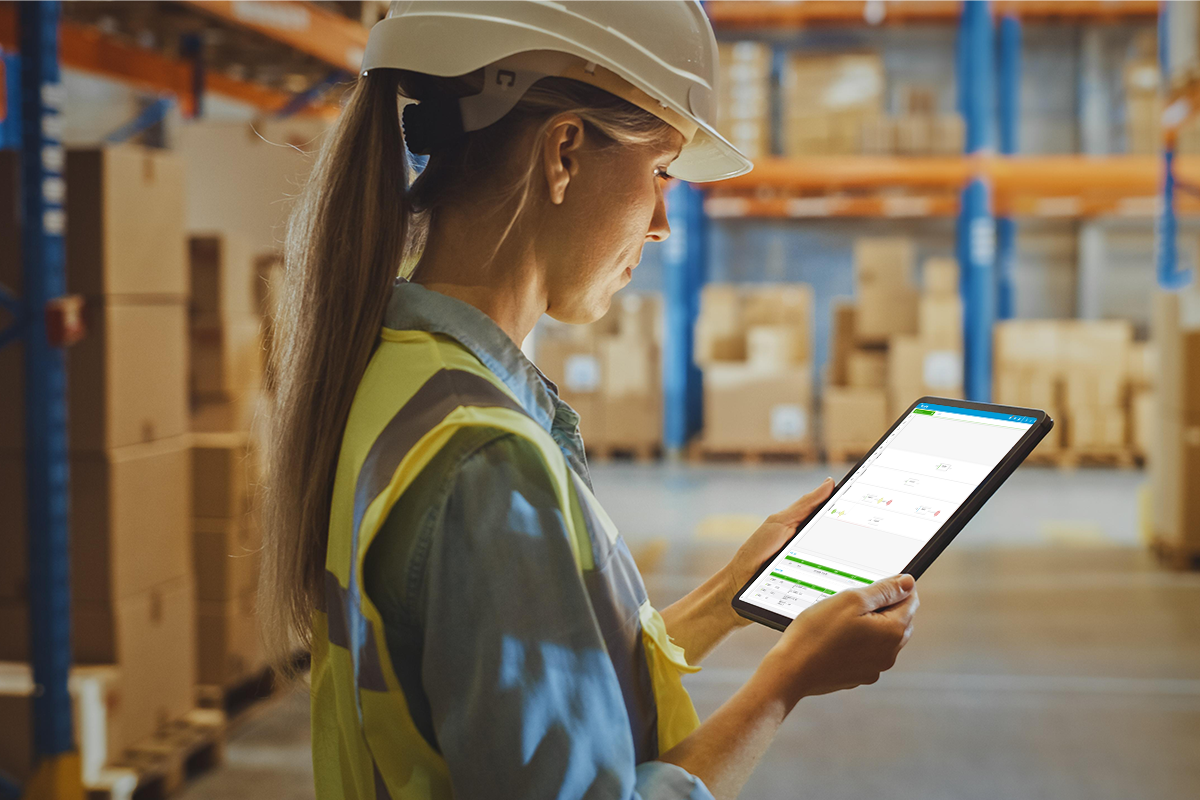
758;574;919;702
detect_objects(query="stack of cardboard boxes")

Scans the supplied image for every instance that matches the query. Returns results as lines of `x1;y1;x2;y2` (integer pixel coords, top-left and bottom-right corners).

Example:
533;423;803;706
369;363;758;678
783;52;884;156
536;293;663;457
1062;322;1135;450
1150;289;1200;558
861;85;965;156
0;146;196;777
823;240;964;460
716;41;772;160
187;234;269;690
1125;53;1161;155
994;319;1140;458
694;284;815;456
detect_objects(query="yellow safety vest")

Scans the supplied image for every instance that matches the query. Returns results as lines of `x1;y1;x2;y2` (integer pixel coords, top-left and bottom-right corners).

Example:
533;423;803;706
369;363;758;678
311;327;700;799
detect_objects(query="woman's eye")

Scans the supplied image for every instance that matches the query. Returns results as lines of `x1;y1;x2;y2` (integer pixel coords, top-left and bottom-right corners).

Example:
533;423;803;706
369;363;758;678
654;168;673;181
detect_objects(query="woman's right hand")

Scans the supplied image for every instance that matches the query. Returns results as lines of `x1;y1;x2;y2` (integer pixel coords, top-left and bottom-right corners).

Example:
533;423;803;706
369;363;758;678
757;574;919;707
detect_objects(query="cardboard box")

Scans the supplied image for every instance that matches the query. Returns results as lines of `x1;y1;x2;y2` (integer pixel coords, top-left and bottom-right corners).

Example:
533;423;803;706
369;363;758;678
919;296;963;350
932;114;966;155
860;116;895;155
888;337;963;418
194;517;260;602
0;300;189;451
823;387;888;455
847;349;887;388
923;257;959;296
856;283;918;344
854;237;916;288
695;285;746;364
197;587;265;688
193;432;257;520
191;319;265;401
894;114;932;155
108;577;197;749
600;337;658;399
1128;342;1155;389
601;395;661;450
191;393;265;434
613;293;662;345
1152;412;1200;548
1061;320;1133;370
0;579;196;753
1066;405;1127;449
995;366;1059;409
1062;367;1127;408
994;321;1063;367
827;301;857;386
189;233;258;327
703;365;813;451
0;436;192;604
747;325;807;371
63;147;186;297
1132;389;1154;456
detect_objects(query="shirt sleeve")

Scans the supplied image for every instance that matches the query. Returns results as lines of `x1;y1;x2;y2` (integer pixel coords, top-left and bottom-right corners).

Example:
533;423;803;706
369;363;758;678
419;432;713;800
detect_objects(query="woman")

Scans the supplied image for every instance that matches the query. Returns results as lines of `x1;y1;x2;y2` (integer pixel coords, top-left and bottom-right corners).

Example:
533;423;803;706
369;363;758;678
261;3;919;799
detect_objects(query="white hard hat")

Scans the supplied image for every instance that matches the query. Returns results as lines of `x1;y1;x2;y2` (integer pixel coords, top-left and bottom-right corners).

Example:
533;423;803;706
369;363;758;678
361;0;753;183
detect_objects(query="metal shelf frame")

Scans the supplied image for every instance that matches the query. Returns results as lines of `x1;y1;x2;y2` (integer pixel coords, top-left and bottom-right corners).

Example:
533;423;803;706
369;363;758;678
663;0;1164;438
0;3;84;797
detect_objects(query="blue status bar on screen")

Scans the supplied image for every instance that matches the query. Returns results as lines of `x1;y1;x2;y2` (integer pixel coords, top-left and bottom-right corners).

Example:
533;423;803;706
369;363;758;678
915;403;1037;425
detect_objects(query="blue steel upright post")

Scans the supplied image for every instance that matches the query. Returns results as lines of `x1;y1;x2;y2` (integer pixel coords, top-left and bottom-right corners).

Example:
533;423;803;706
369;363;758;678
957;0;996;403
19;2;83;797
661;182;707;455
995;13;1020;319
1156;1;1191;290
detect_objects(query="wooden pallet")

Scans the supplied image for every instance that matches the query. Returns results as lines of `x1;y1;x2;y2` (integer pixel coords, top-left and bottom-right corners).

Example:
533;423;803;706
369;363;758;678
690;443;818;464
1150;537;1200;571
586;443;660;463
197;652;309;723
1052;447;1139;470
94;709;226;800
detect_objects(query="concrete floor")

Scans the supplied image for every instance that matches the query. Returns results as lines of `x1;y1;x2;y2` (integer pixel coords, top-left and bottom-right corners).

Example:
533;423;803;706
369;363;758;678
179;464;1200;800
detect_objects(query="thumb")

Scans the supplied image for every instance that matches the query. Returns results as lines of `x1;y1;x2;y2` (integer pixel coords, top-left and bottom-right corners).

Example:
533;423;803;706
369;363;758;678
854;574;915;613
775;477;834;525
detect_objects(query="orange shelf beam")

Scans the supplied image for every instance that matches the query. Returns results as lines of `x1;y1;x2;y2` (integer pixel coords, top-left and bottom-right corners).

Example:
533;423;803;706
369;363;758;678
706;0;1157;28
706;192;1199;219
0;5;338;119
716;155;1200;195
179;1;369;73
707;155;1200;218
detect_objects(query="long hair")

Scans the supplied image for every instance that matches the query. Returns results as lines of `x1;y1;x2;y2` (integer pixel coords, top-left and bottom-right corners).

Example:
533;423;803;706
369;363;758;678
259;68;675;667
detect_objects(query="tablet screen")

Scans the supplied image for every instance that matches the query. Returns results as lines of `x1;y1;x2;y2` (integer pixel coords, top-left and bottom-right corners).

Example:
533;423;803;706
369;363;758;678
740;402;1037;620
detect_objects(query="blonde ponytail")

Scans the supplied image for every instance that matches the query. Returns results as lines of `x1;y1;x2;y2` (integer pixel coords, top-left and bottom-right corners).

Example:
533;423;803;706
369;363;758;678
260;72;409;664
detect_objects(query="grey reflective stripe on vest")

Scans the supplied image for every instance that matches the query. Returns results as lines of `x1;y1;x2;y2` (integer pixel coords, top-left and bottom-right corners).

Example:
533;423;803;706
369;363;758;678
569;470;660;760
335;369;527;705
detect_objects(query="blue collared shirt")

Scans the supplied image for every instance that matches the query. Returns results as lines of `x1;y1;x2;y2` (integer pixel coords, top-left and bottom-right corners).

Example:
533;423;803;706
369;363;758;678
362;280;712;800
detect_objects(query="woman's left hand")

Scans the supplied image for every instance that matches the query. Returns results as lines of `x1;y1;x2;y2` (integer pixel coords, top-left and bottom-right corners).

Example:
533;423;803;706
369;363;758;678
721;477;835;627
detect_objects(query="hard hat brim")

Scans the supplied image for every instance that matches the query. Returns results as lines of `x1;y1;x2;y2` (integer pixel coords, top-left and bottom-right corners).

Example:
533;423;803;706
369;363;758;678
361;7;754;183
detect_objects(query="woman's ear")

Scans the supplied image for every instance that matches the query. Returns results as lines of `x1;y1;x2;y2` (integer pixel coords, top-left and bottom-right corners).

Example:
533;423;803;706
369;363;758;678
542;114;586;205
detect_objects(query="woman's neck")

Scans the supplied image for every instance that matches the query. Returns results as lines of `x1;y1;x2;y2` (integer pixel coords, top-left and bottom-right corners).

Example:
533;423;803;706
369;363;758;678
411;206;548;346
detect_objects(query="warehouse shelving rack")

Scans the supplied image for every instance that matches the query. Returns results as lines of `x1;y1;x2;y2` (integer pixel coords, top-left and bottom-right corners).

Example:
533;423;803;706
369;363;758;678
658;0;1177;450
0;2;375;796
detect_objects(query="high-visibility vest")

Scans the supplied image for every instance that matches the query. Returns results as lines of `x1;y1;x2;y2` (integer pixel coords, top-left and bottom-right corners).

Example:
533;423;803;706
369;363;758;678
311;327;701;799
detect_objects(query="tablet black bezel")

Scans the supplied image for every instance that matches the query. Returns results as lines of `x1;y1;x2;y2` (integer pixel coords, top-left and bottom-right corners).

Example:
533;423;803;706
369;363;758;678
731;396;1054;631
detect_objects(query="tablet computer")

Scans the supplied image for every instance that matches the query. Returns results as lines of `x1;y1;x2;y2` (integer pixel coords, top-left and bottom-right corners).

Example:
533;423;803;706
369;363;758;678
732;397;1053;631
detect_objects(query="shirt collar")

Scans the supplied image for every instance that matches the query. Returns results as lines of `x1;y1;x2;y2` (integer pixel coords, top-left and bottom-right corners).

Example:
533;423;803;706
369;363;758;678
384;279;561;433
